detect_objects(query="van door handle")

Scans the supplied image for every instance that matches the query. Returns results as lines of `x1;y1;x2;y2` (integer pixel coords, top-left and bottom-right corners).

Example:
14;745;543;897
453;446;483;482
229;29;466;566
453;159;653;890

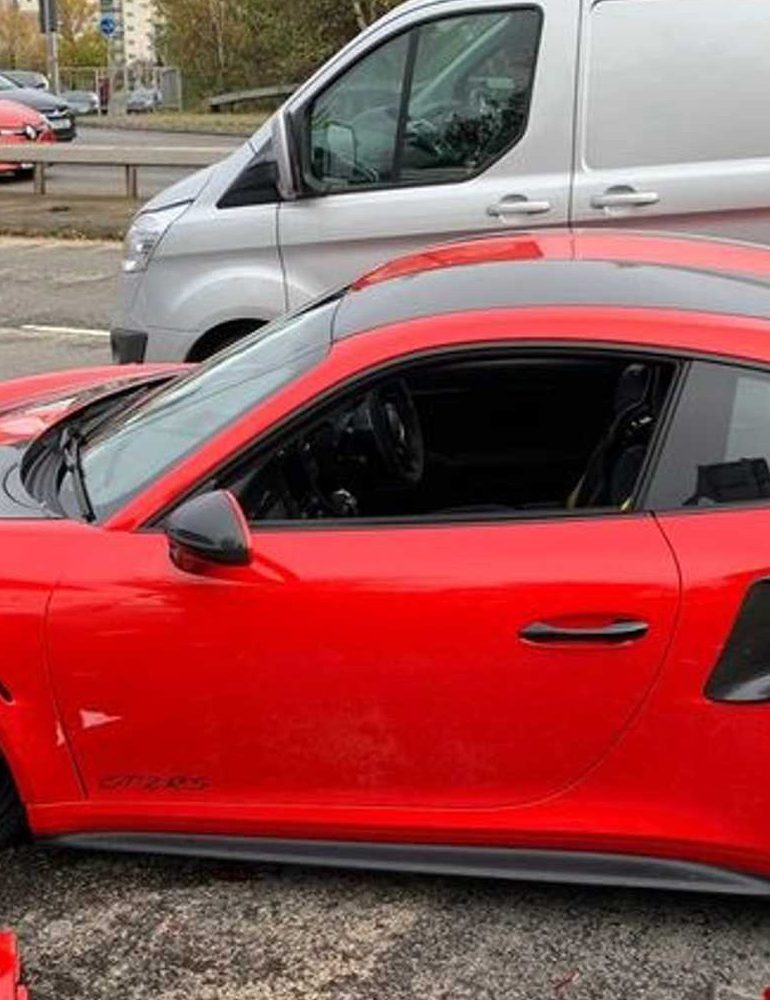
591;187;660;210
520;619;649;645
488;196;552;218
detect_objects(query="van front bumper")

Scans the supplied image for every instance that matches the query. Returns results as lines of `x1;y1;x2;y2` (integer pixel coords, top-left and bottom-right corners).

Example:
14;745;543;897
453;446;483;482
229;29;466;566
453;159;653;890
111;328;148;364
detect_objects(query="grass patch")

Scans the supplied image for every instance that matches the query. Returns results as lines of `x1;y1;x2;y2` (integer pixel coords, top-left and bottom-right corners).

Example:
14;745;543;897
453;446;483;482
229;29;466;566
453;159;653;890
0;192;132;240
77;111;265;137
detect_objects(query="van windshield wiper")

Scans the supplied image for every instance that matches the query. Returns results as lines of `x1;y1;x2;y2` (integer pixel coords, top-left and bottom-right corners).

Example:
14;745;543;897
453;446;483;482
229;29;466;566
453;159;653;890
59;425;95;523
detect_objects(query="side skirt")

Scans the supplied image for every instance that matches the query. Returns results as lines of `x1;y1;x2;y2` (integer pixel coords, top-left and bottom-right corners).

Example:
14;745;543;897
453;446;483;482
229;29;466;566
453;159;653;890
45;833;770;897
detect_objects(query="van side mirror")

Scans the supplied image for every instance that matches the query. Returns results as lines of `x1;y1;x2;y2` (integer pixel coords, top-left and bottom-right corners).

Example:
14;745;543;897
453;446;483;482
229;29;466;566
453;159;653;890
166;491;251;570
272;111;299;201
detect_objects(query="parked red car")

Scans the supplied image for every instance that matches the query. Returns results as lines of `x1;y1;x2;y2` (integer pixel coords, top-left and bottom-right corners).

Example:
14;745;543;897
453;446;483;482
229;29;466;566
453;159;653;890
7;230;770;895
0;933;27;1000
0;99;52;177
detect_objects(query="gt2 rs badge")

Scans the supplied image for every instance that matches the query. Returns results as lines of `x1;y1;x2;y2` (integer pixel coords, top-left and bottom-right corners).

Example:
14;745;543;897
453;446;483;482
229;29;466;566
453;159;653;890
99;774;211;792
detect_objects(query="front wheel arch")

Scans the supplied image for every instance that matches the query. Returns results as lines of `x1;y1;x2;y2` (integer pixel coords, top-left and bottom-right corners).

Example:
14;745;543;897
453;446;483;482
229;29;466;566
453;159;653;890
186;319;267;363
0;755;28;848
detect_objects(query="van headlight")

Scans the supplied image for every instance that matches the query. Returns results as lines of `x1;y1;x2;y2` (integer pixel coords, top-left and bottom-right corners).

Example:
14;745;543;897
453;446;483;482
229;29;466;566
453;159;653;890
123;203;190;274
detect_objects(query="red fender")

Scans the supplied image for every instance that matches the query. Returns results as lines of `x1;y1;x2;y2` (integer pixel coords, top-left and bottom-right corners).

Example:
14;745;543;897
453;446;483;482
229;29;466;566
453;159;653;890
0;933;28;1000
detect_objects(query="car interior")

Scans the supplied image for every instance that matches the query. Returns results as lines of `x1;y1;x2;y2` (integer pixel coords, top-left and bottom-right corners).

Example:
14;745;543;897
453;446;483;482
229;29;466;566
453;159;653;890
309;9;542;189
221;353;677;523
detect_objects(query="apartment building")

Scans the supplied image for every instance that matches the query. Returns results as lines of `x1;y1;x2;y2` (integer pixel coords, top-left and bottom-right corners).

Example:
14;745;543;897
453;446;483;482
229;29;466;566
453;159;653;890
121;0;157;64
2;0;158;64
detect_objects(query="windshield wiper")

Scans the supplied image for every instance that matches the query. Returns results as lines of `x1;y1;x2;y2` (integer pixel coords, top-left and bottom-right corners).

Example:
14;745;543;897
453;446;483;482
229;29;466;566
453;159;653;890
59;425;95;522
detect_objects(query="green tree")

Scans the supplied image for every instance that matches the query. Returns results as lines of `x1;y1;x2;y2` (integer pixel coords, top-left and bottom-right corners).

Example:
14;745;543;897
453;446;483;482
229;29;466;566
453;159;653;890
0;8;46;71
349;1;398;30
154;0;404;105
155;0;263;102
57;0;108;69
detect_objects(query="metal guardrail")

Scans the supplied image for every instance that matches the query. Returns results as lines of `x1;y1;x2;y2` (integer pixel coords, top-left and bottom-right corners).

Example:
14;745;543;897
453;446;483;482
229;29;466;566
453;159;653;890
0;144;227;197
208;84;297;111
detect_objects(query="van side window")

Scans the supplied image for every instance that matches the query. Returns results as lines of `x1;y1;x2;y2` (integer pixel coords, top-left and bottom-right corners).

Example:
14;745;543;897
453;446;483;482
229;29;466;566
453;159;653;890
306;8;543;192
586;0;770;169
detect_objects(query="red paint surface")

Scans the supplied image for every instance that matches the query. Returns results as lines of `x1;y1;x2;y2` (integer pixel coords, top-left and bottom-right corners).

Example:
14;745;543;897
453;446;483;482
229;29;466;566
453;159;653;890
0;933;27;1000
2;235;770;882
0;99;53;174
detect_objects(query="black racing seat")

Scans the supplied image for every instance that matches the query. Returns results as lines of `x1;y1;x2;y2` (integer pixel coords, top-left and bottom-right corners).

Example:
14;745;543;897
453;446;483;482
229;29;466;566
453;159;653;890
569;363;659;510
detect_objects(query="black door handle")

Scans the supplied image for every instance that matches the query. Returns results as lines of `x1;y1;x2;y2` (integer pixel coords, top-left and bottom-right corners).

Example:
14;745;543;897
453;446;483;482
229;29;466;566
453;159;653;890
520;620;649;645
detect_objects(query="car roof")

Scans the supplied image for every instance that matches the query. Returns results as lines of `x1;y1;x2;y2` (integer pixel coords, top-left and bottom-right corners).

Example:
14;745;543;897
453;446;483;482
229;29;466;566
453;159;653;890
333;231;770;341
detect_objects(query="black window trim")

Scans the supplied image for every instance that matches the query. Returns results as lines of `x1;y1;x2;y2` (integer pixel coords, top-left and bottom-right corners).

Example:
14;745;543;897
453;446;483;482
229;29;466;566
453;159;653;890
294;3;545;199
144;340;685;534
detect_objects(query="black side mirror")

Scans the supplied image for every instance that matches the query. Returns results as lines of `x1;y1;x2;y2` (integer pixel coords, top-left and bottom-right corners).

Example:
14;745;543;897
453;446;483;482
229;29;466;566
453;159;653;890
166;491;251;570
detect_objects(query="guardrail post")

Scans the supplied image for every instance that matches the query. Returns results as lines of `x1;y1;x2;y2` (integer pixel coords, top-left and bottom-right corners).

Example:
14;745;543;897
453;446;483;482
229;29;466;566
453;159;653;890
125;165;139;199
33;162;46;196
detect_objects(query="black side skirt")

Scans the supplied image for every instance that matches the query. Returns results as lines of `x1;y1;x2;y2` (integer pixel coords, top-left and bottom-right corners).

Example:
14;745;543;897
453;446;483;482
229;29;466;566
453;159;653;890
45;834;770;897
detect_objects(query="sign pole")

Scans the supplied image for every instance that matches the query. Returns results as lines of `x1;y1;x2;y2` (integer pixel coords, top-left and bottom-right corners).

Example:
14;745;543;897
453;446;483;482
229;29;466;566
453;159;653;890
99;3;122;113
40;0;60;94
47;26;60;94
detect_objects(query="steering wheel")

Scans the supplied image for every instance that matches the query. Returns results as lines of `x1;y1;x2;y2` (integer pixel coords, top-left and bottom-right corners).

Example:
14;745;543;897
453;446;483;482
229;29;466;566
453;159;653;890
366;380;425;486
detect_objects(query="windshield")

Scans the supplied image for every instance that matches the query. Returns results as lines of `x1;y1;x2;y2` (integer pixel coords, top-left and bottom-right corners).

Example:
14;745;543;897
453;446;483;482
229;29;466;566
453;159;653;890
0;75;19;91
78;299;338;521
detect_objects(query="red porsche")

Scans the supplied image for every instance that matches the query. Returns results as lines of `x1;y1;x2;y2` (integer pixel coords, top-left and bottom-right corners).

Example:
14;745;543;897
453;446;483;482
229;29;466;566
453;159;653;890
6;230;770;896
0;99;52;177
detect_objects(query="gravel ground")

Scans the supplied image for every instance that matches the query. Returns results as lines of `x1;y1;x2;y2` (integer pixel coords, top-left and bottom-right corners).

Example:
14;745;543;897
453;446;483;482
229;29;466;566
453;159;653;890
1;239;770;1000
3;844;770;1000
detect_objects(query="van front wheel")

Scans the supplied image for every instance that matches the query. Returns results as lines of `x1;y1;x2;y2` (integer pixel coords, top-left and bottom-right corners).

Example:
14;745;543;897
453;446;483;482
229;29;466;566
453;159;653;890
187;320;266;362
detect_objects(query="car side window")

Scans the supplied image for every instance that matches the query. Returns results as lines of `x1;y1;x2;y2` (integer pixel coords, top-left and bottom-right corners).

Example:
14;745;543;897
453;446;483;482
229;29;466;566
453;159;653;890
306;8;543;192
648;362;770;509
215;351;676;525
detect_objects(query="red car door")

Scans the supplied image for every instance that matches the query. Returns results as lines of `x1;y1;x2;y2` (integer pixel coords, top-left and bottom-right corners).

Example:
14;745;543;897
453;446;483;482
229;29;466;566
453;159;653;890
612;359;770;844
46;512;679;821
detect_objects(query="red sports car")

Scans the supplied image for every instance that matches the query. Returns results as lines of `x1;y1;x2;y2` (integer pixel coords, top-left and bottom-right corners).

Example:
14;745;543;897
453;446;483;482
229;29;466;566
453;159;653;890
7;230;770;896
0;99;53;177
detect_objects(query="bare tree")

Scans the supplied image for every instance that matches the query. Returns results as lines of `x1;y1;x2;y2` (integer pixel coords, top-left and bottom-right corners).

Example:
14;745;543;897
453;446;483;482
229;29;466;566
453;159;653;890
349;0;398;31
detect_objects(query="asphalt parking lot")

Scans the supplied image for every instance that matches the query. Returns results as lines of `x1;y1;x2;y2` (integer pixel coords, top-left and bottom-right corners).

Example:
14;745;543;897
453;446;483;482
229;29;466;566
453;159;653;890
2;238;770;1000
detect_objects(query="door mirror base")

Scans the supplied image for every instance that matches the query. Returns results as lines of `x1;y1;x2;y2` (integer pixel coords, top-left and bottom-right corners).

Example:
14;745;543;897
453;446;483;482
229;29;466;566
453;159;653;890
166;490;251;571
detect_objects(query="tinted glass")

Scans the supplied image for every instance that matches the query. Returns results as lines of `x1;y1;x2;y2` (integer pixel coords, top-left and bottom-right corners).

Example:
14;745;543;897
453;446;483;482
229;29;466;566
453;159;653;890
307;8;541;191
309;32;409;188
220;353;673;525
402;10;541;183
77;300;337;521
648;363;770;509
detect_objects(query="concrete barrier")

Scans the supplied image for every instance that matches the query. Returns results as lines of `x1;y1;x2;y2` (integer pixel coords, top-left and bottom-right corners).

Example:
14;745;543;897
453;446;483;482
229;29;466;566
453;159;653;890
0;144;226;198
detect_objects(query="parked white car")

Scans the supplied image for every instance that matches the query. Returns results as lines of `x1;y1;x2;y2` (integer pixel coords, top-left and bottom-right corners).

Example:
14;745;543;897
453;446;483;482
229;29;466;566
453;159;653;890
113;0;770;363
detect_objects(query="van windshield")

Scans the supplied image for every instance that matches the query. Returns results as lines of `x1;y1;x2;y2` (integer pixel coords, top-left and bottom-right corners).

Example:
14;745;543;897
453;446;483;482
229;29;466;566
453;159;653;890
77;298;338;521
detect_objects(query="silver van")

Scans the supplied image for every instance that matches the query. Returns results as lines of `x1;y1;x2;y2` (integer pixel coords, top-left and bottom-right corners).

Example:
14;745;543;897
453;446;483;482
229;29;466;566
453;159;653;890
113;0;770;363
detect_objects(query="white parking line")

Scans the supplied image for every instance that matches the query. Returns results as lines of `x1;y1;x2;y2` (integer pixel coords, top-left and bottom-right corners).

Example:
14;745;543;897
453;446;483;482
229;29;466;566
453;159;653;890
20;324;110;338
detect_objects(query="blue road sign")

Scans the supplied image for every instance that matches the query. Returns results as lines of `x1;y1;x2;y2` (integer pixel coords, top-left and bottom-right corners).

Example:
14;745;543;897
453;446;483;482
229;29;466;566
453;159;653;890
99;13;118;38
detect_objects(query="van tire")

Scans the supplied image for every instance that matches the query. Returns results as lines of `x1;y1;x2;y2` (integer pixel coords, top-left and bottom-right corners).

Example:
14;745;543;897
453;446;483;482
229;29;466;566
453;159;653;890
0;760;27;849
187;320;266;362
